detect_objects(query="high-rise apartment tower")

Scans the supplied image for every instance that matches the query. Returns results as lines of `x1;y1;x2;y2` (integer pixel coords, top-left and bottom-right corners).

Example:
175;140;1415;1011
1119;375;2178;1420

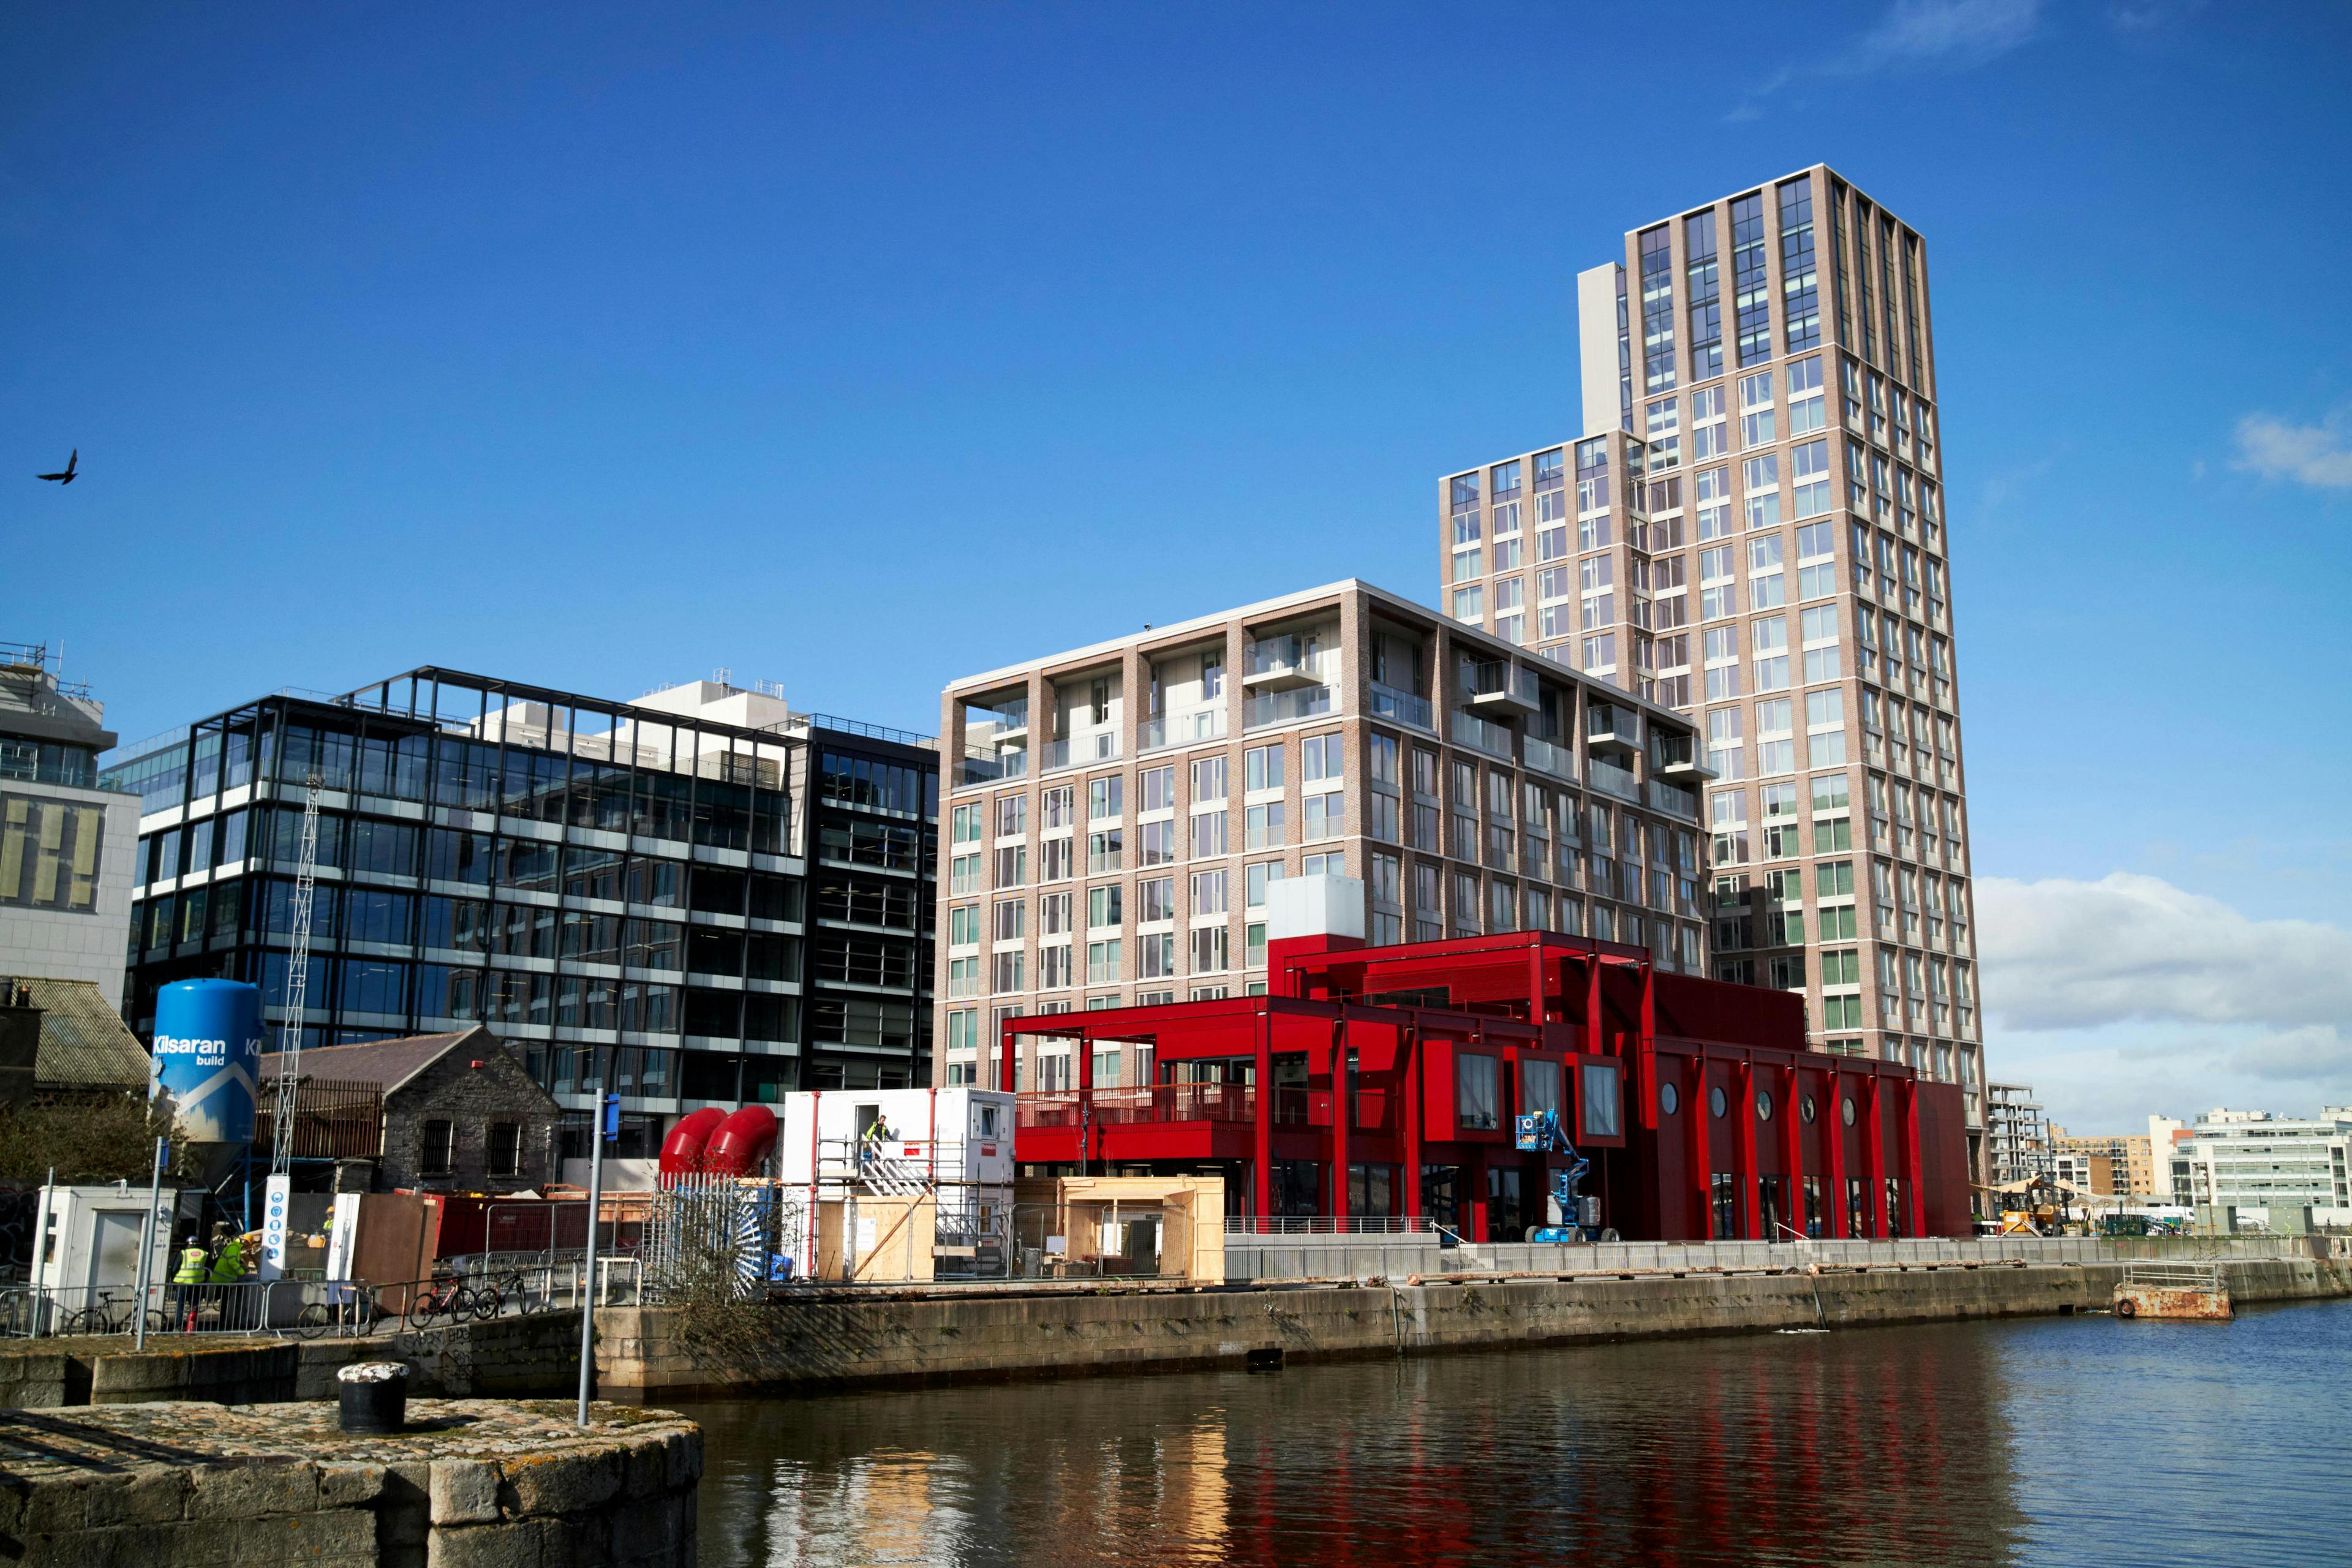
1440;165;1981;1161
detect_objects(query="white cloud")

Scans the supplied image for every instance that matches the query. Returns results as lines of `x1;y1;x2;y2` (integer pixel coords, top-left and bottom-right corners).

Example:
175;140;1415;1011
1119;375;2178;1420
2233;409;2352;489
1976;872;2352;1131
1978;872;2352;1033
1727;0;2041;118
1835;0;2044;74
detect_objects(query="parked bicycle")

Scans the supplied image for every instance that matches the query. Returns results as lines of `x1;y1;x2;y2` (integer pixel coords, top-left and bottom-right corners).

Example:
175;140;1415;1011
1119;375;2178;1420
56;1291;165;1338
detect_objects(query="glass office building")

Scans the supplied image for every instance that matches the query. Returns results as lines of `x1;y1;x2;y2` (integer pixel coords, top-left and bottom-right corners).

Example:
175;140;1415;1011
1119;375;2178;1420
102;668;936;1154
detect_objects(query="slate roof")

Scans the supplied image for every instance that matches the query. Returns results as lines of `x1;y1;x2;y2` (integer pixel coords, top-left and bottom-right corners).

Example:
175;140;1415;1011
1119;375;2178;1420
258;1027;554;1109
1;978;151;1091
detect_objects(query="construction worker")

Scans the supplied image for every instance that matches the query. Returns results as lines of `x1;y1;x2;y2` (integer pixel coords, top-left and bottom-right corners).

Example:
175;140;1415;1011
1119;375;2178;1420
861;1114;894;1171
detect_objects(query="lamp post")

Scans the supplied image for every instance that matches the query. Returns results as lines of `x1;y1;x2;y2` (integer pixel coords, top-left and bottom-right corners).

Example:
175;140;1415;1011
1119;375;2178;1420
576;1050;615;1427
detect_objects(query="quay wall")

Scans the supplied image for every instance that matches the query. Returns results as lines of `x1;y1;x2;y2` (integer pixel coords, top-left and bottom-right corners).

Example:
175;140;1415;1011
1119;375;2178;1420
0;1399;699;1568
594;1256;2352;1399
0;1310;584;1412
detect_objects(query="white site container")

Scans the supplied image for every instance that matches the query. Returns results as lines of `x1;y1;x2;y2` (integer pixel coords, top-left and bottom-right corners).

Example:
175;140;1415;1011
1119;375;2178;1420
775;1087;1017;1187
32;1183;179;1296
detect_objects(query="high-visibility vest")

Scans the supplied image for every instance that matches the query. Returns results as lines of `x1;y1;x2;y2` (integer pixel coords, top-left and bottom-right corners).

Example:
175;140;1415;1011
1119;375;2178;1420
171;1247;208;1285
208;1240;245;1283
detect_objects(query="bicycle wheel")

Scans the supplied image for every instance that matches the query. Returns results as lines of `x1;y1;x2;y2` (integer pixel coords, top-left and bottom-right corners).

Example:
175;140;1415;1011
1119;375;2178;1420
288;1302;331;1340
468;1285;502;1322
143;1310;171;1336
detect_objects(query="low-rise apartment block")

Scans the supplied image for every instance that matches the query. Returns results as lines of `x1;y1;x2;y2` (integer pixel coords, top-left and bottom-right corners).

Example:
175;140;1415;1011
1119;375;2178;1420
932;580;1712;1091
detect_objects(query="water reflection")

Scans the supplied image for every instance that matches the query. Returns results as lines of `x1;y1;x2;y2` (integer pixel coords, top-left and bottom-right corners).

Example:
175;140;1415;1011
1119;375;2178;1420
686;1300;2352;1568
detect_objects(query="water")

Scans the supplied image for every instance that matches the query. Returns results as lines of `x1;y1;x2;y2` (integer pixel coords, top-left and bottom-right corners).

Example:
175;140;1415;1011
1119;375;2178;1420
682;1299;2352;1567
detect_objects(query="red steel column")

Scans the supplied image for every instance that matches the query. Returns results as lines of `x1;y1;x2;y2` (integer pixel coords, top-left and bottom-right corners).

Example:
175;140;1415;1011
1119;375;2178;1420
998;1016;1016;1093
1863;1075;1886;1238
1736;1057;1760;1240
1330;1019;1351;1224
1826;1066;1849;1238
1076;1025;1093;1176
1254;1009;1274;1232
1687;1055;1711;1240
1586;951;1606;1055
1781;1061;1804;1237
1903;1078;1926;1237
1402;1025;1423;1222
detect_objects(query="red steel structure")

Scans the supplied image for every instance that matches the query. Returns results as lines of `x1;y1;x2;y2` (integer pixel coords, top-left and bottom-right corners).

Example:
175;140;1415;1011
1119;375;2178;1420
1000;929;1970;1242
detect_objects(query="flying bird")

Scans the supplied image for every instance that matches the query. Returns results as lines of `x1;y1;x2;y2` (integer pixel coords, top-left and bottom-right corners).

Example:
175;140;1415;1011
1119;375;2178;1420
36;451;77;484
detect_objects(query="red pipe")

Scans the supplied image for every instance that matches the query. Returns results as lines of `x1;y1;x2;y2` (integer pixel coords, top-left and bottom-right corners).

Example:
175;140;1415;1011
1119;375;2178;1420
703;1104;781;1177
657;1107;728;1181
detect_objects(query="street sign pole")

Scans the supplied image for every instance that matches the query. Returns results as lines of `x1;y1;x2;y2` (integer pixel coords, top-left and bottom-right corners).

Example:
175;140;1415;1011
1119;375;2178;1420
575;1071;616;1427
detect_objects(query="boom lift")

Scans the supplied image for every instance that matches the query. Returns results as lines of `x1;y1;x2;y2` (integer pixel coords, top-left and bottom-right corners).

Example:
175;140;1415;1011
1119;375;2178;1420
1515;1107;1600;1243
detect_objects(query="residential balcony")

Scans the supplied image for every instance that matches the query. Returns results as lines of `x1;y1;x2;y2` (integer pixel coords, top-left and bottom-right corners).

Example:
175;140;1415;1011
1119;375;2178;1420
1449;708;1514;760
1243;685;1335;731
1523;734;1577;782
1466;660;1540;719
1589;756;1640;802
1243;636;1324;692
961;746;1028;785
1651;732;1717;781
1645;778;1698;820
1138;709;1227;753
1368;682;1434;732
1041;733;1120;772
1586;703;1640;755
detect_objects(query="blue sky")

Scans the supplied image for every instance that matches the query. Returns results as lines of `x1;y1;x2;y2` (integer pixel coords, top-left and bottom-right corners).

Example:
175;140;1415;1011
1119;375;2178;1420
6;1;2348;1131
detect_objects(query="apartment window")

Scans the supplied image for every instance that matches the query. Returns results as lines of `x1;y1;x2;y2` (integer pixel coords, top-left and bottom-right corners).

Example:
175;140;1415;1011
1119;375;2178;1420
1303;792;1344;842
1778;178;1819;352
1087;940;1122;984
950;804;983;845
1038;942;1072;990
1739;370;1776;447
1757;699;1795;777
1452;585;1484;623
949;905;981;946
1752;615;1790;692
1747;534;1785;611
1189;925;1229;974
1640;225;1676;393
1705;709;1744;781
1686;209;1722;382
1452;546;1483;584
1139;876;1176;924
949;854;981;896
1088;775;1123;820
1245;802;1286;850
1732;191;1770;366
1086;829;1123;873
1087;884;1122;929
1191;868;1229;916
993;844;1027;887
1246;859;1285;910
420;1120;455;1175
1041;783;1076;830
1139;932;1175;980
1245;744;1285;793
1139;819;1177;867
1039;835;1072;882
1189;810;1228;859
995;795;1027;837
992;898;1026;943
1140;766;1175;813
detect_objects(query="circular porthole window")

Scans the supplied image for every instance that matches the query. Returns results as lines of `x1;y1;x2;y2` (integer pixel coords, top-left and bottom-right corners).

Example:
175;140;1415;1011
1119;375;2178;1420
1709;1086;1728;1118
1755;1090;1774;1121
1841;1097;1858;1126
1660;1083;1680;1116
1801;1095;1818;1124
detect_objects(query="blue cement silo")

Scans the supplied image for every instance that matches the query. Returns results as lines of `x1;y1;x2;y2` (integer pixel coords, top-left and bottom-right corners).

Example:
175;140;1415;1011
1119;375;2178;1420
151;979;266;1145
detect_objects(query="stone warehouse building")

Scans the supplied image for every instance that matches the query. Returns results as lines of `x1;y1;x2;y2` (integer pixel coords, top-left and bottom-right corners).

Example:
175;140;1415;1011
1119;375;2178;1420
259;1027;562;1193
933;579;1713;1091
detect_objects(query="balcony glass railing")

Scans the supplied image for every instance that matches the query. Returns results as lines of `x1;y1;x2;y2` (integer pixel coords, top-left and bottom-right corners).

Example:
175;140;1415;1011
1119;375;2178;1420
1368;682;1434;731
1646;778;1698;819
1244;685;1335;730
1470;662;1541;707
1139;709;1225;752
1450;708;1514;759
1589;756;1640;801
1041;734;1120;772
1245;635;1325;680
1586;704;1638;745
1523;735;1576;782
960;747;1028;785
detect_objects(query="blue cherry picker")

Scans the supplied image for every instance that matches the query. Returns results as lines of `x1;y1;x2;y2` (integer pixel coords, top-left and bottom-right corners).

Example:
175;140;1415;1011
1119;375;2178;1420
1515;1107;1603;1243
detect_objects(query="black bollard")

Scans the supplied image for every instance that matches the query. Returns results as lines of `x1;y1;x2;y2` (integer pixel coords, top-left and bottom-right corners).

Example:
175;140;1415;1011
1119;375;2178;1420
337;1361;409;1433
